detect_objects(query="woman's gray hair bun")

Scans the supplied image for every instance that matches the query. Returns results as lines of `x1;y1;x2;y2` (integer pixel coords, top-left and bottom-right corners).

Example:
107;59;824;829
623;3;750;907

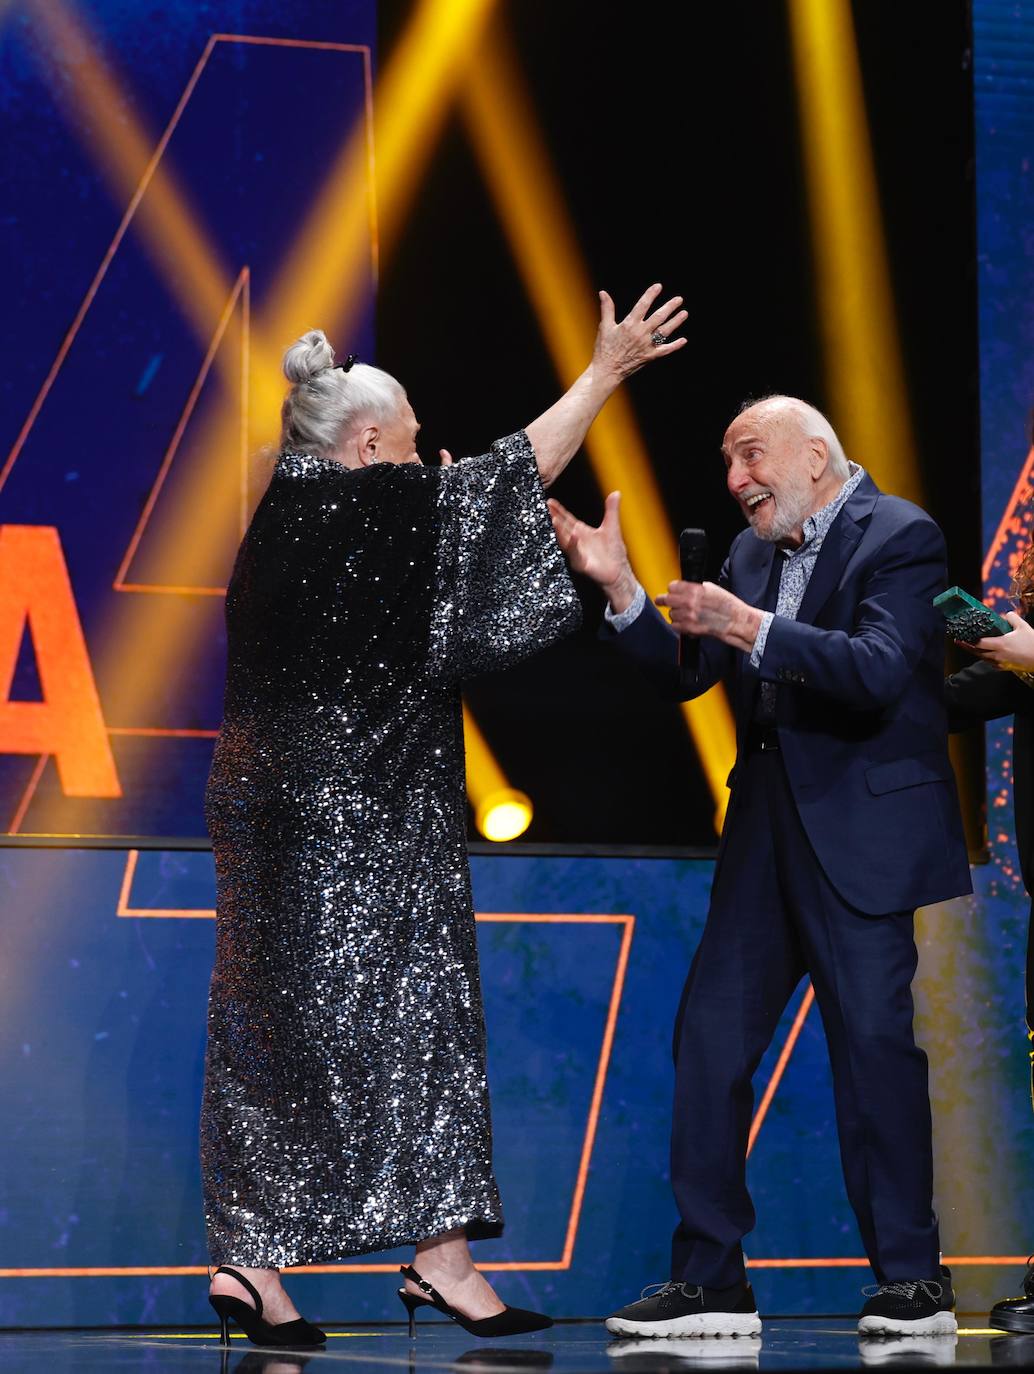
279;328;407;456
282;328;336;385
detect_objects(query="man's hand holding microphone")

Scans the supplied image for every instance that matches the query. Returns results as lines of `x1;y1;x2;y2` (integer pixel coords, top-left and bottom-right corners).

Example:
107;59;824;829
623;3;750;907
548;495;763;654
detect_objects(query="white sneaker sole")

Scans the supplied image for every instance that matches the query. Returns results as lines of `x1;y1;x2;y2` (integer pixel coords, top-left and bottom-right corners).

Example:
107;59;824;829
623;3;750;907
608;1337;763;1359
857;1311;958;1336
605;1311;763;1338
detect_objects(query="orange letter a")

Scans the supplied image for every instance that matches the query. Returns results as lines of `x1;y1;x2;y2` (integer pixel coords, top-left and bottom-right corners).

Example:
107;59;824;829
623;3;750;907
0;525;121;797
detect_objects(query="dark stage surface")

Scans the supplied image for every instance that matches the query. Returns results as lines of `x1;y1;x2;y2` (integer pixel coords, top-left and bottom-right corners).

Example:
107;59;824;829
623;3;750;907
0;1319;1025;1373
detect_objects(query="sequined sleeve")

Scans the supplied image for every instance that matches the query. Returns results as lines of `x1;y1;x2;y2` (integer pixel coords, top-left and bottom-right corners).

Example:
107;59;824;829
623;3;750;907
428;430;582;681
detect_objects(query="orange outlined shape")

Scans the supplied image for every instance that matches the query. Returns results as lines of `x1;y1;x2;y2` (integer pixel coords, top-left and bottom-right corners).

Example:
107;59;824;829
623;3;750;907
6;754;49;835
6;860;1028;1277
0;33;375;501
747;982;815;1157
108;727;218;739
6;731;219;835
5;884;634;1278
1;32;376;831
115;846;215;919
113;268;250;597
983;444;1034;590
739;973;1015;1271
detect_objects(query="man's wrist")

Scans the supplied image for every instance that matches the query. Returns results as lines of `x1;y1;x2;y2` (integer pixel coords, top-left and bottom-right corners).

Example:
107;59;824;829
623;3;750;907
733;603;764;653
602;565;638;614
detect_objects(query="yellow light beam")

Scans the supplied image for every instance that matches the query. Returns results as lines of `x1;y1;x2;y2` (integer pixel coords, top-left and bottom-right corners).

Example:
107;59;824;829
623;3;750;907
460;29;736;830
785;0;921;503
463;704;507;801
256;0;527;833
787;2;989;1255
463;707;532;841
260;0;500;423
26;1;274;394
12;0;521;836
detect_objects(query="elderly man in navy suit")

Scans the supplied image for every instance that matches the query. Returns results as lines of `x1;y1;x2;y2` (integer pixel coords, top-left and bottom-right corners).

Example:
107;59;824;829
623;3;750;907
549;396;971;1339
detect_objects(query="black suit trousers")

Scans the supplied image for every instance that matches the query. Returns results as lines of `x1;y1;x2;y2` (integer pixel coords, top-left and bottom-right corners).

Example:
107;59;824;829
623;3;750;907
670;749;941;1288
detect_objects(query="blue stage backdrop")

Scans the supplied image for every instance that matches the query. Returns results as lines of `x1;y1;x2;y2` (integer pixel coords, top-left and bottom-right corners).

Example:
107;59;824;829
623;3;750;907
976;0;1034;887
4;0;1034;1331
1;848;1031;1327
0;0;376;838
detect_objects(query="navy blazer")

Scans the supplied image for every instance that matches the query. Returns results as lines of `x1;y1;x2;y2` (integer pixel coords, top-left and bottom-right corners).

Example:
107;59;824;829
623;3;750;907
606;474;971;915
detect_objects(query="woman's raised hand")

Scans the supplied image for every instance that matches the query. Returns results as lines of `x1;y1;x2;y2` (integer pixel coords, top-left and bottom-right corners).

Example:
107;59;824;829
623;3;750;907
524;285;686;488
593;284;688;383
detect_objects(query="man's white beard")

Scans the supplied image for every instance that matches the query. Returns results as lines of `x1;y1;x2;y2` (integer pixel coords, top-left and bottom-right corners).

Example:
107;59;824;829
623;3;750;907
753;475;813;544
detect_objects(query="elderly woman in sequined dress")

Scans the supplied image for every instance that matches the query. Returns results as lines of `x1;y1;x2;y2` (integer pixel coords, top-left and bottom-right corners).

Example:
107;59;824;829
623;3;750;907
201;285;686;1346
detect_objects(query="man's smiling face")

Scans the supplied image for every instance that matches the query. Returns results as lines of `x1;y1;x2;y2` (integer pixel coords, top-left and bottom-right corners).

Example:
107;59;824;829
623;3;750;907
722;403;826;547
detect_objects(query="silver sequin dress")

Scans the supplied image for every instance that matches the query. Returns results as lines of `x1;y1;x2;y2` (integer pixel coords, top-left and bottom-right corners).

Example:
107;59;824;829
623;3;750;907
201;431;580;1266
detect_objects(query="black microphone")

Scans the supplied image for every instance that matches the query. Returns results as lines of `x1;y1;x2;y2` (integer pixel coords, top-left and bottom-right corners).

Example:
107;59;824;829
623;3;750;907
679;528;708;687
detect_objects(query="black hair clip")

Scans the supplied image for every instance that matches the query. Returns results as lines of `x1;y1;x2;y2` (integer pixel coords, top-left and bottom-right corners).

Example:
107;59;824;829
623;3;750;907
334;354;358;372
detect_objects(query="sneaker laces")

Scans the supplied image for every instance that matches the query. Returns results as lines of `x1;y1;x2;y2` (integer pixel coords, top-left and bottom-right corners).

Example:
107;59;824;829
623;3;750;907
639;1280;701;1300
862;1280;943;1301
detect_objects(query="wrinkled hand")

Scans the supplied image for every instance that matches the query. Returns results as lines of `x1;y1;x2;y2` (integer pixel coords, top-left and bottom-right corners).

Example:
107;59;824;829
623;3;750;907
656;580;764;654
959;611;1034;671
593;284;687;384
548;492;638;610
548;492;627;582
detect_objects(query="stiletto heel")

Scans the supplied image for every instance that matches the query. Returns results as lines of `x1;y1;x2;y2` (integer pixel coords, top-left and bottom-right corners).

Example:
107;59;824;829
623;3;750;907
208;1265;326;1348
396;1264;552;1339
398;1288;422;1337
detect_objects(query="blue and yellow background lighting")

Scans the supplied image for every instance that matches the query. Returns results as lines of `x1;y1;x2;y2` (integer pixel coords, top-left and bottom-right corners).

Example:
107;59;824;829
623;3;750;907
0;0;1032;1329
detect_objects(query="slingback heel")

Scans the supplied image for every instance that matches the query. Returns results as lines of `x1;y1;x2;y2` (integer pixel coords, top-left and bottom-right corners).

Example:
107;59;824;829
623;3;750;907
399;1288;425;1339
396;1263;553;1338
208;1265;326;1348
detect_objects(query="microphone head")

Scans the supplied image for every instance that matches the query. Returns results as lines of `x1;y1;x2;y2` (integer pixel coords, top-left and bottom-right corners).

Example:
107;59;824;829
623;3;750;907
679;527;708;583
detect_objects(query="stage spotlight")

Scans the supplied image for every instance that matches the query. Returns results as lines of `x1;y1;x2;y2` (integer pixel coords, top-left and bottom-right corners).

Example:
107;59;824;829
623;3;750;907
476;788;533;843
463;705;531;842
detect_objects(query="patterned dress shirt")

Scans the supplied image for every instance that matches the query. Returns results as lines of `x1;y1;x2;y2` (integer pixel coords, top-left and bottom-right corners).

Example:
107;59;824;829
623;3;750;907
751;462;864;719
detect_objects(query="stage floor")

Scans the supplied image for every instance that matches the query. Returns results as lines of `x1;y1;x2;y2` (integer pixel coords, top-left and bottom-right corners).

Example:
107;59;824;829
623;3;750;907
0;1319;1027;1373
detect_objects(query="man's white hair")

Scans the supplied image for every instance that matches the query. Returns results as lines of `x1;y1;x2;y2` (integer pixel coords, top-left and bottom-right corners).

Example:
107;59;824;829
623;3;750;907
738;394;851;480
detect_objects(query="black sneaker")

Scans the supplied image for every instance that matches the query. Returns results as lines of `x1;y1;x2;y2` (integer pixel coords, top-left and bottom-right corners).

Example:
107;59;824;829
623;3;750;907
990;1256;1034;1333
605;1280;762;1338
857;1269;957;1336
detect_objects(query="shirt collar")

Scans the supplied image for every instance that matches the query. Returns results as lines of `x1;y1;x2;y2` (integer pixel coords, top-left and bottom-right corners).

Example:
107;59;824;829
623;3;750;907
783;461;865;556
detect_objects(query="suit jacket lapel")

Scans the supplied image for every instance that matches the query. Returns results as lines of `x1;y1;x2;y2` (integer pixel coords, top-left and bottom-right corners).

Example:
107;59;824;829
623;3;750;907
732;533;779;727
736;534;778;612
795;476;878;626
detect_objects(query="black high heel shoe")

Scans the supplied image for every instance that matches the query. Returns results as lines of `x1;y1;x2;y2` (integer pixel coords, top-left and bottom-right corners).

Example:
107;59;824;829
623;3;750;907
208;1265;326;1348
397;1263;553;1338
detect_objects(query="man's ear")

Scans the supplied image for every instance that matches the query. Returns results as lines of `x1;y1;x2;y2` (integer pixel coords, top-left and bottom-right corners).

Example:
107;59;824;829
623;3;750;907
357;423;380;467
809;436;829;480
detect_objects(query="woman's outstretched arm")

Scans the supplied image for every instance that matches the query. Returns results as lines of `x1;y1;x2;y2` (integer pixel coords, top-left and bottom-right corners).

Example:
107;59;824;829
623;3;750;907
524;284;686;487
